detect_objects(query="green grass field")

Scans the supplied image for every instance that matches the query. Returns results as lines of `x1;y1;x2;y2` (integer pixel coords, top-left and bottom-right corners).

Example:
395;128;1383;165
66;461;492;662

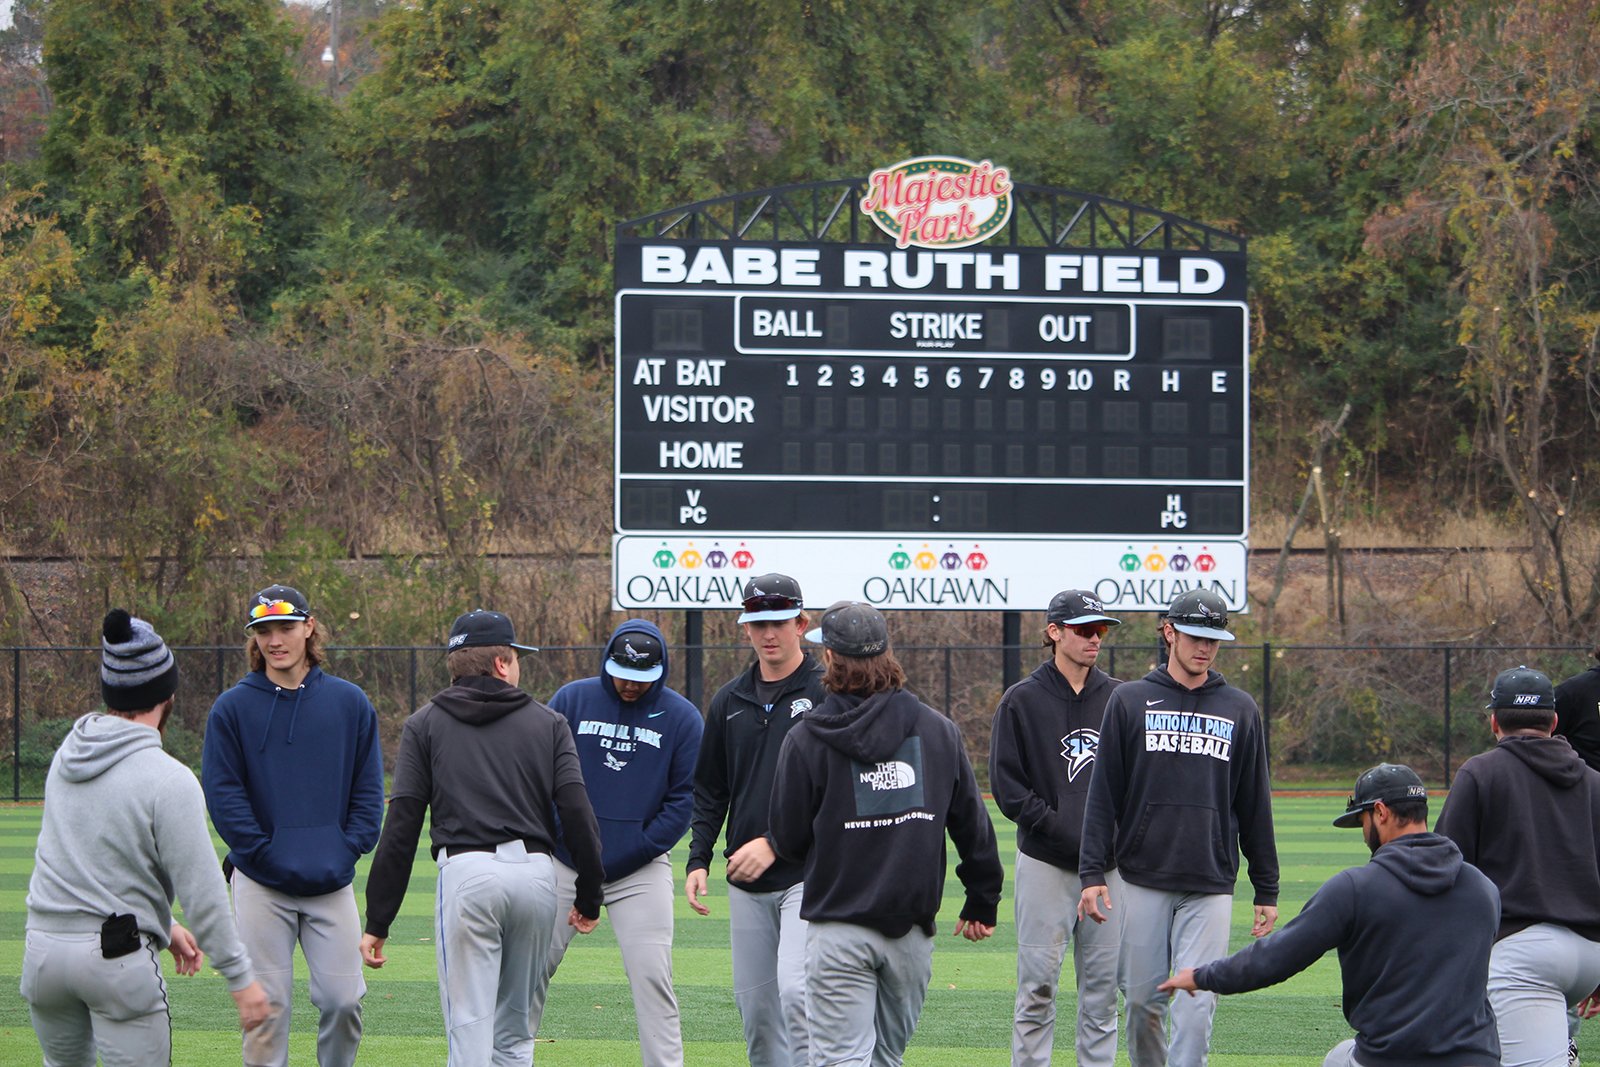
2;797;1595;1065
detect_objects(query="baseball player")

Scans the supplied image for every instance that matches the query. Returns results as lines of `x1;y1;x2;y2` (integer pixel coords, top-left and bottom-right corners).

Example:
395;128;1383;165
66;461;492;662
769;601;1004;1067
360;610;606;1065
202;584;385;1067
533;619;703;1067
24;610;271;1064
1555;649;1600;772
990;589;1124;1067
1435;666;1600;1067
686;573;824;1067
1078;587;1279;1067
1160;763;1502;1067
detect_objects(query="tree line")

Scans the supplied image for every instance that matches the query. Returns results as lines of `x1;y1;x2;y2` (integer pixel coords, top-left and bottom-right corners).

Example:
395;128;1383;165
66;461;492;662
1;0;1597;648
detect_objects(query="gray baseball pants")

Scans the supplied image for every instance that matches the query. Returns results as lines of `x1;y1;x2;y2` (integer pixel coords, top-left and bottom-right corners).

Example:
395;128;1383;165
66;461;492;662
1323;1038;1365;1066
1118;880;1232;1067
22;929;172;1066
1489;923;1600;1067
1011;854;1123;1067
535;853;683;1067
230;870;365;1067
804;920;934;1067
434;842;558;1066
729;881;809;1067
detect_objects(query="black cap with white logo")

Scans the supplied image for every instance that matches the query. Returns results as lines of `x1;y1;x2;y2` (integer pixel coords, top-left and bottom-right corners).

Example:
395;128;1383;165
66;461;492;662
805;601;890;658
738;573;804;624
1047;590;1120;627
447;610;538;653
606;631;665;682
1333;763;1428;828
246;584;312;630
1165;588;1235;641
1486;665;1556;710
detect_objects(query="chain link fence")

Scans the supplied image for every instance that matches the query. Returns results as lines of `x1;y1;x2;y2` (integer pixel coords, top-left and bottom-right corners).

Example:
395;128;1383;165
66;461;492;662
1;641;1591;801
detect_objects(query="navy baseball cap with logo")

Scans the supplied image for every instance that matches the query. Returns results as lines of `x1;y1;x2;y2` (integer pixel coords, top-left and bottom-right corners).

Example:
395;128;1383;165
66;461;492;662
1486;665;1556;710
1047;590;1120;627
1333;763;1428;828
447;610;538;653
606;631;665;683
805;601;890;657
737;573;804;624
1165;588;1235;641
246;584;311;630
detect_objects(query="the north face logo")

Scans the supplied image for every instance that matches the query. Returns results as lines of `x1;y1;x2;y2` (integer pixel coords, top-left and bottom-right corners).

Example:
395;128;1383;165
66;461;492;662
860;761;917;791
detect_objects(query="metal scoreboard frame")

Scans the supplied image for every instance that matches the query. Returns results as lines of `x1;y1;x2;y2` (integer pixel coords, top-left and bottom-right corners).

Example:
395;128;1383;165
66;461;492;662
613;165;1250;615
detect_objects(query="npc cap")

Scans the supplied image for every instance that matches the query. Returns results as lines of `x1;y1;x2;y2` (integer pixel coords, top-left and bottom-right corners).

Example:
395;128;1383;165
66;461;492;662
1047;589;1120;627
805;601;889;658
1332;763;1427;828
737;573;804;624
246;584;311;630
1165;588;1235;641
447;610;538;653
605;631;665;683
1486;665;1556;711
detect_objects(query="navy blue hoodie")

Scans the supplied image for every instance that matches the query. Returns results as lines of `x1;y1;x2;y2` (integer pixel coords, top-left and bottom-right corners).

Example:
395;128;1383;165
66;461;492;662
1195;833;1501;1067
548;620;703;882
1078;666;1278;904
202;666;385;897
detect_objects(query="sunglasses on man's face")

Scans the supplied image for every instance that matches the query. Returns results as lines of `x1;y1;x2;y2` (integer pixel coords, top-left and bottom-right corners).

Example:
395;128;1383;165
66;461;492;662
1062;622;1109;639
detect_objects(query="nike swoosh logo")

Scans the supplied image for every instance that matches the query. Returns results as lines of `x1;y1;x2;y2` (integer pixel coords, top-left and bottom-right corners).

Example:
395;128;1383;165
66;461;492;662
648;709;666;718
727;709;745;720
1146;699;1164;707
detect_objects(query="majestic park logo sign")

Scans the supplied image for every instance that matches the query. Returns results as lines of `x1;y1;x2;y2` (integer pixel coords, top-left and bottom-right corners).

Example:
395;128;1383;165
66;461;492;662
860;156;1013;250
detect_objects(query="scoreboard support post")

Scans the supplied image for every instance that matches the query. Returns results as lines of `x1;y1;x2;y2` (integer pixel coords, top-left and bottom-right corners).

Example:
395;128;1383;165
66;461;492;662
1002;611;1022;691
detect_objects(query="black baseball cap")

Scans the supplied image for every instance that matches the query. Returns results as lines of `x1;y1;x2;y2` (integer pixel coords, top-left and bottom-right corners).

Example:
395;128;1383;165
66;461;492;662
1047;590;1120;627
246;584;311;630
805;601;889;657
1486;666;1556;711
606;631;665;682
738;573;804;624
1165;588;1235;641
1333;764;1427;828
447;610;538;653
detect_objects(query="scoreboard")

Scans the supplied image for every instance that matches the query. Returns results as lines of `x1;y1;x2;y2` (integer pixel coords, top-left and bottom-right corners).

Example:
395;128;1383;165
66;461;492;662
612;175;1250;614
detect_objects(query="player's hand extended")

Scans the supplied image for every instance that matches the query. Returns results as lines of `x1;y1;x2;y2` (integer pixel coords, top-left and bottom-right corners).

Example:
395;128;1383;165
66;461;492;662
569;907;599;934
685;868;711;916
231;981;273;1032
726;837;776;884
1252;905;1278;937
167;923;203;976
953;919;994;942
1158;968;1200;997
1078;885;1112;924
360;934;386;969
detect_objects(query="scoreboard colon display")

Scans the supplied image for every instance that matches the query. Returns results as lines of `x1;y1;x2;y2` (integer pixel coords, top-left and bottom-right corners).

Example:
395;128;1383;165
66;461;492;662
613;167;1249;614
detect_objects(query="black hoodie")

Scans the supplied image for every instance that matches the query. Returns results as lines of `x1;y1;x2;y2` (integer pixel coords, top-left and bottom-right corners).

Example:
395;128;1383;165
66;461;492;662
1195;833;1501;1067
1078;666;1279;903
989;661;1122;870
769;688;1003;937
1436;733;1600;941
1555;665;1600;772
363;675;605;938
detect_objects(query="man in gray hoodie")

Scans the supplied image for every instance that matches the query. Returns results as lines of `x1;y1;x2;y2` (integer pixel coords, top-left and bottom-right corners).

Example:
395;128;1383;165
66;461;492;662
23;610;271;1065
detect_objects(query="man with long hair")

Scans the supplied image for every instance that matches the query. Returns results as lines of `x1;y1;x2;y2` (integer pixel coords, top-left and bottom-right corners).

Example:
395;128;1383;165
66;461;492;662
769;600;1003;1066
202;584;384;1067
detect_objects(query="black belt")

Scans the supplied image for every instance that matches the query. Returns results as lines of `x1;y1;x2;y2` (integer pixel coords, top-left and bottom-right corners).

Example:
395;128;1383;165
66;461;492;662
433;839;543;859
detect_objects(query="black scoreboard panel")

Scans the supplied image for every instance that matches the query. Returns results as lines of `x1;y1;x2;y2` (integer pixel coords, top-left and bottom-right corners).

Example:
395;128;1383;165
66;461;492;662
616;290;1246;538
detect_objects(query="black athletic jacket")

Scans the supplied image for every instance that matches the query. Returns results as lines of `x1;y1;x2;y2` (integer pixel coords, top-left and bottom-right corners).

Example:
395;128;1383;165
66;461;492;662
1556;665;1600;773
363;676;605;937
1436;734;1600;941
1195;833;1501;1067
1078;666;1278;904
989;661;1121;870
687;653;826;893
769;688;1003;937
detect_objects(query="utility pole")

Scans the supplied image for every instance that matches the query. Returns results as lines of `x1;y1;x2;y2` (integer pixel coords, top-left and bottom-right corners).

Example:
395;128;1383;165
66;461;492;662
321;0;341;99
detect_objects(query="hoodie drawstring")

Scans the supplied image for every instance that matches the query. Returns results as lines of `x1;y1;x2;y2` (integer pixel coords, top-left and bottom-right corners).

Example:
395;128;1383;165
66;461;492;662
258;683;308;751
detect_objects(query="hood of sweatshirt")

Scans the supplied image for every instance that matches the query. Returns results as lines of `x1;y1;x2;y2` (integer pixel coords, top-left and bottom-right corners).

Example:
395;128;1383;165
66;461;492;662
1496;733;1587;788
1141;664;1231;696
1369;832;1465;896
1029;660;1117;702
431;674;533;726
805;689;923;765
234;666;330;750
598;619;672;711
55;713;162;783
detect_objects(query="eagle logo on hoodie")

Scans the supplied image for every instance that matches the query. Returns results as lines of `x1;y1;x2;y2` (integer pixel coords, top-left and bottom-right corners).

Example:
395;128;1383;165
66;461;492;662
1061;729;1099;782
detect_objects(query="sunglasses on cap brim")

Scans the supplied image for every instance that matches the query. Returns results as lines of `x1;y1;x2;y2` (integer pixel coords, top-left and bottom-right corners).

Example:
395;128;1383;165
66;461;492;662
249;601;304;621
742;594;802;614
